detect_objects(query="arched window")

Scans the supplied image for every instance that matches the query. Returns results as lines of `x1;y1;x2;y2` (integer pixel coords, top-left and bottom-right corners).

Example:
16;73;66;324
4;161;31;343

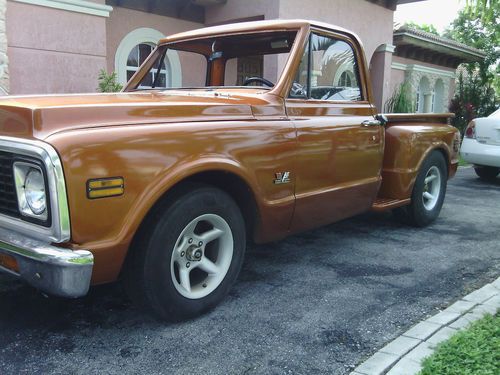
417;76;431;113
433;79;445;113
115;28;182;87
332;58;359;93
126;43;169;88
338;71;355;87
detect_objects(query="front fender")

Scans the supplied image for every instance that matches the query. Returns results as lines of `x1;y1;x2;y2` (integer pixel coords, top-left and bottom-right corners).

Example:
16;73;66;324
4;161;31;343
46;119;296;283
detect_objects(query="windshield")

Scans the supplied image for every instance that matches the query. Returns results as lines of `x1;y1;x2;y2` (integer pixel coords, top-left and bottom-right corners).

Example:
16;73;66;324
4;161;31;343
126;30;298;91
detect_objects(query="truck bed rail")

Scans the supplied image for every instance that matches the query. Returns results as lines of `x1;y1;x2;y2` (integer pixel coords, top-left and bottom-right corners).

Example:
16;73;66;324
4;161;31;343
381;113;455;125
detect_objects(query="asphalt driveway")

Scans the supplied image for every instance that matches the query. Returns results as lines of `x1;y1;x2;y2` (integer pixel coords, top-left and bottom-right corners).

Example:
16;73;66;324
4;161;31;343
1;167;499;375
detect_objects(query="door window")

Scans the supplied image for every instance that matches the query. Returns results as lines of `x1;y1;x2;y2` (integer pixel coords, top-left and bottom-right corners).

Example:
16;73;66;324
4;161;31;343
289;33;362;101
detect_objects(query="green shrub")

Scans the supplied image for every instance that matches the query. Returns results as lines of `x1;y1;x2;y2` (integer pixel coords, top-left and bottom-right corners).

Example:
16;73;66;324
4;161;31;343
384;81;415;113
97;69;123;93
449;70;498;136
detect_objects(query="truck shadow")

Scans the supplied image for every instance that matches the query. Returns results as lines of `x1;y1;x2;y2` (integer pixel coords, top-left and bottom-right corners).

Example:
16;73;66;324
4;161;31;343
0;201;494;370
451;168;500;189
0;211;403;331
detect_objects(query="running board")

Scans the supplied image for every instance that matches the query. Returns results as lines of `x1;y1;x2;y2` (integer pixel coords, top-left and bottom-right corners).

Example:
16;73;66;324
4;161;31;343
371;198;411;212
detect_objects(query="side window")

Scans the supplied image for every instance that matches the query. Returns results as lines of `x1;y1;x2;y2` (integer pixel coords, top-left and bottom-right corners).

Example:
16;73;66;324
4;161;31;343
290;33;362;101
289;41;309;98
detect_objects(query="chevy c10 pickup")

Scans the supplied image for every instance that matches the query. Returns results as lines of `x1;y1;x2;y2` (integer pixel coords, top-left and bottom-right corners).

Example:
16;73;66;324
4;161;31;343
0;20;460;321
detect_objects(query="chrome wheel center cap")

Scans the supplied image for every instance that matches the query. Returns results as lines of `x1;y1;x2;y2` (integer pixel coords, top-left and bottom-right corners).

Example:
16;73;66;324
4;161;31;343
186;246;203;261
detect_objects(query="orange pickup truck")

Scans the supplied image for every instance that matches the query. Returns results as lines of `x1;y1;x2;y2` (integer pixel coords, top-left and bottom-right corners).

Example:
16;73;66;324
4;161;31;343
0;20;460;320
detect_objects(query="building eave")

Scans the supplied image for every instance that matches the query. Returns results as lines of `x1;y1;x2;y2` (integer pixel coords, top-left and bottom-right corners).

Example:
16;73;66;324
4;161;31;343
105;0;205;23
11;0;113;17
393;27;486;68
366;0;425;11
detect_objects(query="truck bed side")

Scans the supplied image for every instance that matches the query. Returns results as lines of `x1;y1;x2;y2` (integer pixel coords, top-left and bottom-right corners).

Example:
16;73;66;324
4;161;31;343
377;113;460;201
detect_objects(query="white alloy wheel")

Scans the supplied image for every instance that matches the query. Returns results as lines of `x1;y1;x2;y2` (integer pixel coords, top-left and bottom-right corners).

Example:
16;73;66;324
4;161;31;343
170;213;233;299
422;166;442;211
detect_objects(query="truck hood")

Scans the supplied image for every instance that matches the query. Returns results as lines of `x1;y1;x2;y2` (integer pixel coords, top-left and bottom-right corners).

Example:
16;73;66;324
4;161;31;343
0;91;257;140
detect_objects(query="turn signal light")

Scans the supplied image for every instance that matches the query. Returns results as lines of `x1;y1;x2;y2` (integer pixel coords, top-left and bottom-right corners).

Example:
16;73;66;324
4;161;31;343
87;177;124;199
0;253;19;273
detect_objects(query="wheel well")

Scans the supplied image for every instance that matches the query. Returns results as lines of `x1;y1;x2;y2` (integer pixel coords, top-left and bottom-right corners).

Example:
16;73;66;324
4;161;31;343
433;147;450;176
134;170;258;247
121;170;259;281
182;170;259;238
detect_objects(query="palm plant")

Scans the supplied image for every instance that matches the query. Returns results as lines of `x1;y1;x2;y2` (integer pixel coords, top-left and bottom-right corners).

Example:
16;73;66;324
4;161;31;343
97;70;123;93
311;35;354;68
384;81;415;113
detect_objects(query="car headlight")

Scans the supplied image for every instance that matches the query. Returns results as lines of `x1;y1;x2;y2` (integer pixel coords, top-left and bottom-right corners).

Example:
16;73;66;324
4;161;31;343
25;168;47;214
13;162;49;222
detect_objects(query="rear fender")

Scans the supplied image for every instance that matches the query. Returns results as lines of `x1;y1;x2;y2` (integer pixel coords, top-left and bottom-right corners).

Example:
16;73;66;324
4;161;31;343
379;124;457;200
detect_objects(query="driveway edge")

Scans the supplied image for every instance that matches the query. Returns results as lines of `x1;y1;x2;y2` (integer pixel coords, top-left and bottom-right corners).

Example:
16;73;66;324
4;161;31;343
350;276;500;375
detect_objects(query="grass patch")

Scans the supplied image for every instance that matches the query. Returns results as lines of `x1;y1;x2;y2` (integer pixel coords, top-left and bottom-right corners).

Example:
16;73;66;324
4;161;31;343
419;312;499;375
459;155;470;166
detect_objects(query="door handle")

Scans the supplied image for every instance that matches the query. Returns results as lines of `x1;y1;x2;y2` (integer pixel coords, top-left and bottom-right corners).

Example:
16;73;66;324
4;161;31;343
361;119;381;127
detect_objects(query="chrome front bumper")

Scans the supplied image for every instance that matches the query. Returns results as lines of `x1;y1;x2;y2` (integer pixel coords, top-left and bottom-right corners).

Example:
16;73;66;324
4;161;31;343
0;227;93;298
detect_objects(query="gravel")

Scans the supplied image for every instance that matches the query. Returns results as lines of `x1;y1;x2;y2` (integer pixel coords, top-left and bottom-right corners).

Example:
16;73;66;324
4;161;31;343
0;167;499;375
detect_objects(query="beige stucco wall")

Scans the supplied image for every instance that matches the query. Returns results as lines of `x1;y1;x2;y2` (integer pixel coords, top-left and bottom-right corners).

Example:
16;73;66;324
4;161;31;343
205;0;281;82
389;64;405;96
278;0;394;63
280;0;395;109
106;6;204;75
205;0;393;61
0;0;8;94
205;0;280;25
280;0;394;107
6;0;108;94
3;0;397;96
205;0;393;98
6;0;460;109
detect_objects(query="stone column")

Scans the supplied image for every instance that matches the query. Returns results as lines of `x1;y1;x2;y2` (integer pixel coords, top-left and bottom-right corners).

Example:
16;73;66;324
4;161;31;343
0;0;8;95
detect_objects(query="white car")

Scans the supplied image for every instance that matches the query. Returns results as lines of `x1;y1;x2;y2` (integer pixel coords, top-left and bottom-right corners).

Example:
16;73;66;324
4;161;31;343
461;108;500;180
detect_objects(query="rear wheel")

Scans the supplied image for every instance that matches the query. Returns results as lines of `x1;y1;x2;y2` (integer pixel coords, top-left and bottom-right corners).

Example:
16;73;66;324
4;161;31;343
393;151;447;227
474;166;500;181
123;185;246;321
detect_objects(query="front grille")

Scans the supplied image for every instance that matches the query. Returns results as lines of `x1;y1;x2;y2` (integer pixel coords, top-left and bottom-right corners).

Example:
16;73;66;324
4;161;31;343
0;151;20;218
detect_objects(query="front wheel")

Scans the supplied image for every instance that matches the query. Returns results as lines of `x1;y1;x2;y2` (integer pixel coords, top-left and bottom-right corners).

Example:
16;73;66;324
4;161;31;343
474;166;500;181
393;151;447;227
124;186;246;321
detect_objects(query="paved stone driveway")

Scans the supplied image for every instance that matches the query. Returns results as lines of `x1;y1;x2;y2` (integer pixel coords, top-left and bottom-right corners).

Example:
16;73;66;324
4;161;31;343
0;167;499;375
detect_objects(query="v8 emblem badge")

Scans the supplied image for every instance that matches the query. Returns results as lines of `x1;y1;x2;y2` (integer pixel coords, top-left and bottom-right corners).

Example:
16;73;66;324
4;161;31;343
274;171;291;185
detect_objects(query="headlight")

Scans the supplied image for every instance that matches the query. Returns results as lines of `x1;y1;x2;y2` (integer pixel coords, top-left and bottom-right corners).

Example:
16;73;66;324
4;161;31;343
25;168;47;214
13;162;49;222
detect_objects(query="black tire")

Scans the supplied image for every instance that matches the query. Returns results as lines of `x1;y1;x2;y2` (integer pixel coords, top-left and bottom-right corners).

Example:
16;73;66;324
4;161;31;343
123;185;246;321
474;166;500;181
393;151;448;227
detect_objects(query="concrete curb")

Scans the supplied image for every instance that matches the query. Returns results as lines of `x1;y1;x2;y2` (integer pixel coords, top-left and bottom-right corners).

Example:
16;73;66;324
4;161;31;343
350;277;500;375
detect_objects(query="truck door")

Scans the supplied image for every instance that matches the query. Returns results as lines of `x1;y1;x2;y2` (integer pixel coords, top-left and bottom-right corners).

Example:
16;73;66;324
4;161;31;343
286;31;384;232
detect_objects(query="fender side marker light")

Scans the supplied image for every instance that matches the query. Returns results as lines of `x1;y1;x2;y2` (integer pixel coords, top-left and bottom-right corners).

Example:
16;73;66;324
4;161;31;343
87;177;124;199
